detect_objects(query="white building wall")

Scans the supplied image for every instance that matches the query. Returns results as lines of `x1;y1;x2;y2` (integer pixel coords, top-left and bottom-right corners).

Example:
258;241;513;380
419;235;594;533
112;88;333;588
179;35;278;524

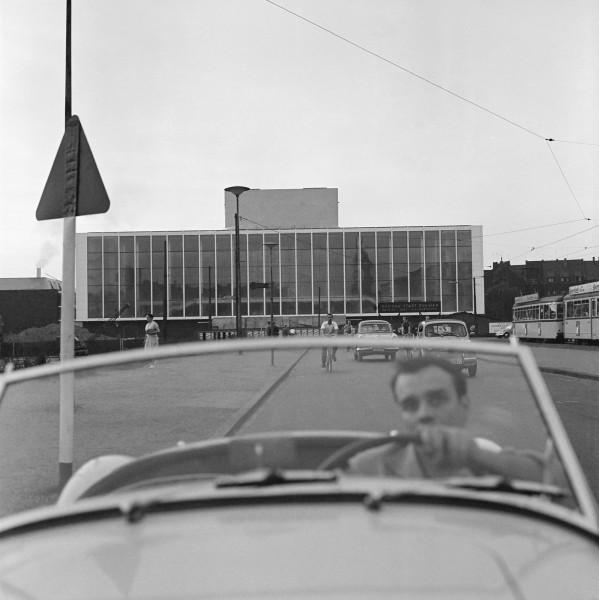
224;188;338;229
470;225;485;314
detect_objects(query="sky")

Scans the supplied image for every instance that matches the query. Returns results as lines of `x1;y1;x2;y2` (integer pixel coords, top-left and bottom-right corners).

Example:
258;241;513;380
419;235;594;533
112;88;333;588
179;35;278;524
1;0;598;280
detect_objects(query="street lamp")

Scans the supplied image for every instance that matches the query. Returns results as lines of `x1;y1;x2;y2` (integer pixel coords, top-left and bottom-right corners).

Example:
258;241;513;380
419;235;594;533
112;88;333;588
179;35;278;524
264;241;278;366
225;186;250;337
264;241;279;335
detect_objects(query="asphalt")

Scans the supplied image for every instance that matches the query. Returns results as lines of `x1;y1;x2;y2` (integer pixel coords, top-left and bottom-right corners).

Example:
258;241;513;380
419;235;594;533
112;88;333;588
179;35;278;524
506;340;598;381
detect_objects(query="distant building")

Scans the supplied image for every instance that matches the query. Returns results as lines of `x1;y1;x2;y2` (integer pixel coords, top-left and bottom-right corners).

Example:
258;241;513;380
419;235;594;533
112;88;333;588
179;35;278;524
0;273;61;335
484;258;599;321
74;188;484;336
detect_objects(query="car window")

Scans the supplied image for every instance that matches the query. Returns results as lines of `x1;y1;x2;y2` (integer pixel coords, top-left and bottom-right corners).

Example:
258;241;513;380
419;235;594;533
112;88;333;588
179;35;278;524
424;323;468;337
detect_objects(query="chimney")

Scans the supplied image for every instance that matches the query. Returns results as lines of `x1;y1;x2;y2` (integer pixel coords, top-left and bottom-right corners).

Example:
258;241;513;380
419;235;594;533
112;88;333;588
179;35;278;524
36;267;41;278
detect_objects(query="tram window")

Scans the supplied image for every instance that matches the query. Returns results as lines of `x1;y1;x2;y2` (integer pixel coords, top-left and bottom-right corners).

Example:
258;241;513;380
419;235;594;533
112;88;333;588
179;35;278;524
581;301;590;317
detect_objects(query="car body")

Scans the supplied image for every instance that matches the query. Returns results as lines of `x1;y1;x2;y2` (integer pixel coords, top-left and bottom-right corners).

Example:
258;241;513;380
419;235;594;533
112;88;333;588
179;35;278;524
353;319;398;361
496;323;514;338
414;319;478;376
0;336;597;598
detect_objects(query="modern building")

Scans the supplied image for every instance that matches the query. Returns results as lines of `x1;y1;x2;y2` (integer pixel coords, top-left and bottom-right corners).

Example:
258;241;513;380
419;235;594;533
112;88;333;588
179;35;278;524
75;188;484;335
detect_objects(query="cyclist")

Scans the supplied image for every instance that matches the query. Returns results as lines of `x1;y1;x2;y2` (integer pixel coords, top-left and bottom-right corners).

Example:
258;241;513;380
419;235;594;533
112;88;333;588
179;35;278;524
320;313;339;368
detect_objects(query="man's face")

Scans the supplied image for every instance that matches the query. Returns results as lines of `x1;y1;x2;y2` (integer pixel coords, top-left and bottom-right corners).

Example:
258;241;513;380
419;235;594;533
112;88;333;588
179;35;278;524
393;366;468;431
327;316;332;323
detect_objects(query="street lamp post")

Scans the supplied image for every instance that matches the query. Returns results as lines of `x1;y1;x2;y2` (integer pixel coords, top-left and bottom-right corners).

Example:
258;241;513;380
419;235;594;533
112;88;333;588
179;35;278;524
264;241;278;366
225;186;250;337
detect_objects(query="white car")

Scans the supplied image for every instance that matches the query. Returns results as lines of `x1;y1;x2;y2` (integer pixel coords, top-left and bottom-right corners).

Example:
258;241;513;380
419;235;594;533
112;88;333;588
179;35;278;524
0;337;597;598
415;318;478;377
353;319;398;361
496;323;514;338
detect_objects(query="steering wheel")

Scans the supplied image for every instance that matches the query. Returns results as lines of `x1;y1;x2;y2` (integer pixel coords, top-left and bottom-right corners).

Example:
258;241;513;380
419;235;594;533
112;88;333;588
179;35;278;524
318;432;421;471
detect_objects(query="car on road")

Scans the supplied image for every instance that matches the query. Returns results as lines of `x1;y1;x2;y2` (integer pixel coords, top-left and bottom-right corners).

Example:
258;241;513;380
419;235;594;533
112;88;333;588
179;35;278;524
414;318;478;377
495;323;514;338
0;336;597;598
353;319;398;361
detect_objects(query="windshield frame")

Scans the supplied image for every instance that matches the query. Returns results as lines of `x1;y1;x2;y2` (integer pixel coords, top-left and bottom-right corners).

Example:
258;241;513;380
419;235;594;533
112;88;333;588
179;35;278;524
0;336;596;531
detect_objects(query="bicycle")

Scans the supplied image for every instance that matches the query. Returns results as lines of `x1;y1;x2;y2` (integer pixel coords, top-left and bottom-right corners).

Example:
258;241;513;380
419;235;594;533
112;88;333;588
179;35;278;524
325;346;334;373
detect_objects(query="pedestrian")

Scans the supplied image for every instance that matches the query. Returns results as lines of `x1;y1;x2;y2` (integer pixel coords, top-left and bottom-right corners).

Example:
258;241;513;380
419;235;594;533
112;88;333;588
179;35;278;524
401;317;410;337
144;313;160;350
320;313;339;366
343;320;353;351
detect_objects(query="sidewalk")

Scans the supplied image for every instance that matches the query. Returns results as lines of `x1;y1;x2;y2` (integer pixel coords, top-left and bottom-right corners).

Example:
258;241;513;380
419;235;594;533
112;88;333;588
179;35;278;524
528;344;598;381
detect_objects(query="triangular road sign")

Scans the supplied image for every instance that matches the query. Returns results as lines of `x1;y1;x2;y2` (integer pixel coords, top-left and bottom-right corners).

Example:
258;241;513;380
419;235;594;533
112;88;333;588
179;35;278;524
36;115;110;221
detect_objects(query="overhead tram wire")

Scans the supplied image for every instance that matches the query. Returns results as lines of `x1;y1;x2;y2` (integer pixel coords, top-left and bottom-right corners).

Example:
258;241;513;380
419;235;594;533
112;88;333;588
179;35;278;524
561;245;599;259
550;139;599;147
545;140;590;220
478;218;591;238
265;1;594;224
264;0;545;140
508;223;599;262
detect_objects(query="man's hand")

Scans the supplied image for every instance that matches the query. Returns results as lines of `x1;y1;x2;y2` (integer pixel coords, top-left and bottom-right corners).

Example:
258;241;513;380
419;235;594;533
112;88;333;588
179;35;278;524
418;425;545;481
417;426;477;471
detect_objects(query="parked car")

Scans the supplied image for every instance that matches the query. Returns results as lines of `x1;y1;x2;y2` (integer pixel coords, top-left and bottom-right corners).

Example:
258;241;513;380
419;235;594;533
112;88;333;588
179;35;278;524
495;323;514;338
0;337;597;598
353;319;398;361
415;319;478;376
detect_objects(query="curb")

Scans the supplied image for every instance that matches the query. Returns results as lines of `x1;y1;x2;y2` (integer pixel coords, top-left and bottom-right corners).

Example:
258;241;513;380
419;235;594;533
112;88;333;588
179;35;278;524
215;349;311;437
539;367;599;382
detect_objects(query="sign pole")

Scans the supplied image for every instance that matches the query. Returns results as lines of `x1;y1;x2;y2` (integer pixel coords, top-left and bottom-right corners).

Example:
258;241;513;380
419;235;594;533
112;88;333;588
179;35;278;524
59;0;75;487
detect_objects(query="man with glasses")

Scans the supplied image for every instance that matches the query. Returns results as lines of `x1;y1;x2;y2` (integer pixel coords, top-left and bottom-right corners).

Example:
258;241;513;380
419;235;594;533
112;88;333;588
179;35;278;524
349;356;545;480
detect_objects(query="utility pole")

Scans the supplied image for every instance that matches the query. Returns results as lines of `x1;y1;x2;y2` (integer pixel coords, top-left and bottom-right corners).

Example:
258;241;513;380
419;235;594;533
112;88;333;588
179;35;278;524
264;242;278;365
225;186;250;337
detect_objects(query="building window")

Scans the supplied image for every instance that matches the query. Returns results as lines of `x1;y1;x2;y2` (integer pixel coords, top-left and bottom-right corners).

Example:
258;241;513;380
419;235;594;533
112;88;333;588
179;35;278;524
344;231;360;313
409;231;424;300
376;231;392;308
296;233;312;315
200;235;215;319
281;233;297;315
313;233;328;314
392;231;408;301
135;236;151;317
168;235;184;317
119;236;134;319
329;232;344;314
87;236;103;318
151;236;166;317
249;233;266;316
216;234;232;317
441;230;457;313
361;232;376;313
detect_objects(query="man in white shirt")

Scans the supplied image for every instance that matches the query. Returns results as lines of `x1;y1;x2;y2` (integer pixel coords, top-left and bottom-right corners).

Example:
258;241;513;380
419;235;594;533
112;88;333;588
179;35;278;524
320;313;339;368
349;356;545;481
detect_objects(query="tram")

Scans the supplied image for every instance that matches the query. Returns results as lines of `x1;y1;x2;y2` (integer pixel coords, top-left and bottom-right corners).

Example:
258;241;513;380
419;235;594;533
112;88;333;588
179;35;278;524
563;281;599;343
512;293;564;342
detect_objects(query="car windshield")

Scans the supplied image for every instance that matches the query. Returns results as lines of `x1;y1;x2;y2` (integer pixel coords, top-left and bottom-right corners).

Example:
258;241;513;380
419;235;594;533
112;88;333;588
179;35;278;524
0;337;595;526
425;323;468;337
360;323;392;333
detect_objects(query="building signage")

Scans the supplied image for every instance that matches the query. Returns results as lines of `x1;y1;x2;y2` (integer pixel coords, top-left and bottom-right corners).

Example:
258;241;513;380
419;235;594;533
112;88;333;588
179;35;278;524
378;301;441;314
568;281;599;295
514;293;539;304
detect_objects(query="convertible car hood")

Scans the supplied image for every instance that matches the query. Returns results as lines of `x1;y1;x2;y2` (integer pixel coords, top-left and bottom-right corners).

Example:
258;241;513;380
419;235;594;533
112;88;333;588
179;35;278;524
0;500;598;599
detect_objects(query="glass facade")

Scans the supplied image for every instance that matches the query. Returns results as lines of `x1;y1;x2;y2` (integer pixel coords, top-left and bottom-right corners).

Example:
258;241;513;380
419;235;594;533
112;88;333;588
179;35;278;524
83;228;477;320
